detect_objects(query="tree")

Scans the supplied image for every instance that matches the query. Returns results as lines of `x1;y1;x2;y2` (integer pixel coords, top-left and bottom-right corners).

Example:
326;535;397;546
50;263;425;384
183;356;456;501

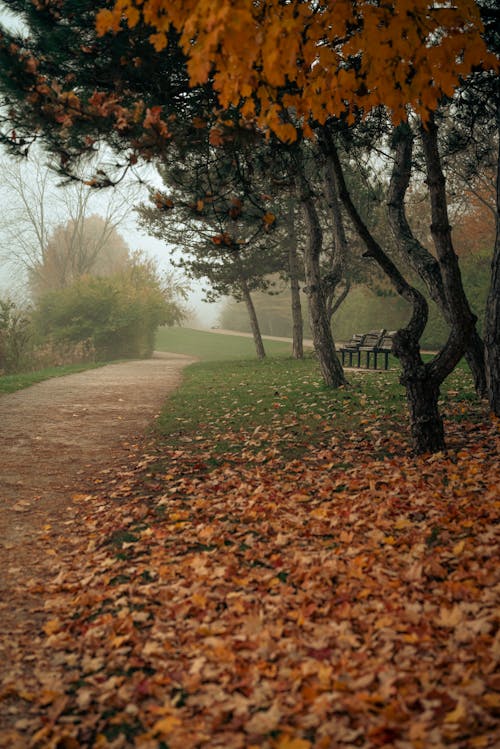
386;121;487;396
136;138;283;360
0;153;135;299
0;1;205;178
95;0;498;447
486;92;500;415
0;298;32;373
97;1;494;138
29;213;130;299
293;145;347;387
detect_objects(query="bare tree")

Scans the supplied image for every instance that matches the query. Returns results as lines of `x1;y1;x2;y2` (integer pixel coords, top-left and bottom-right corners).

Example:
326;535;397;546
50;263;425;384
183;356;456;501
0;151;139;298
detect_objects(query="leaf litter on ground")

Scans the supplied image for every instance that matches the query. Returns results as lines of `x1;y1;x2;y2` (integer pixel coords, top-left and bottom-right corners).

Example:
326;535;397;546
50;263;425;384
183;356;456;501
0;359;499;749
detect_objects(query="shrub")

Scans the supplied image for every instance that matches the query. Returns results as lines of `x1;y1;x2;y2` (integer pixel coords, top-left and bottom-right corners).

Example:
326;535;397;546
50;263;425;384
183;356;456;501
0;299;33;373
33;256;186;360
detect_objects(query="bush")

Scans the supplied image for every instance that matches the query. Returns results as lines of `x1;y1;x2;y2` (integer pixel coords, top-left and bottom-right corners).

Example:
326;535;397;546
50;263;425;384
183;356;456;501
31;338;96;369
0;299;33;373
33;257;186;360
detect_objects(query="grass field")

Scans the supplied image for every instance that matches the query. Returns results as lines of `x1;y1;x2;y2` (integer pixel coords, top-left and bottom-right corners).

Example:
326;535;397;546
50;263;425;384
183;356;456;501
4;333;494;749
155;326;300;360
155;338;476;462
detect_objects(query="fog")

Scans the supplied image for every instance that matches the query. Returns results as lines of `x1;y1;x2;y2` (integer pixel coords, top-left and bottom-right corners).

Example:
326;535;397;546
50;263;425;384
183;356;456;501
0;149;222;327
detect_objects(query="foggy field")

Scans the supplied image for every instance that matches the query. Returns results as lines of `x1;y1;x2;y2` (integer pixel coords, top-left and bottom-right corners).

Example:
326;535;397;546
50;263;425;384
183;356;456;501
0;4;498;746
155;326;295;360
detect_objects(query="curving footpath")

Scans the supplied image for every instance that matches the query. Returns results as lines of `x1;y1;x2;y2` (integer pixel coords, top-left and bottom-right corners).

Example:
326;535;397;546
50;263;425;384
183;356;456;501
0;352;194;647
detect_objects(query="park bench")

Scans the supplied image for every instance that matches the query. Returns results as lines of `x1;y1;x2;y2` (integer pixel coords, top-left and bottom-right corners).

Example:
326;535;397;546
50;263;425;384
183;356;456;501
357;329;386;369
375;330;398;370
338;333;366;367
339;329;397;370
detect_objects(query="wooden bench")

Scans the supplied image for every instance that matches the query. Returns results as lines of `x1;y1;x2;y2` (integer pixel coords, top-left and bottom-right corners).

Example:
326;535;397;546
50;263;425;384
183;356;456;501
338;333;366;367
339;329;397;370
376;330;397;370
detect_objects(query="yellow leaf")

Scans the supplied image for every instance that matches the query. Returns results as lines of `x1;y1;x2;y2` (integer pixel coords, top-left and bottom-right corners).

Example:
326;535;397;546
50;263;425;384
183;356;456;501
125;6;140;28
150;32;168;52
483;692;500;709
444;698;467;724
274;737;311;749
152;715;181;735
43;618;62;635
452;539;465;555
246;702;281;734
191;592;207;607
95;8;120;36
435;605;463;628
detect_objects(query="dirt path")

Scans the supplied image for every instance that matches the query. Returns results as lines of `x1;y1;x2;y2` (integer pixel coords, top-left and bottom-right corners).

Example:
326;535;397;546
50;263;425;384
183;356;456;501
0;353;194;648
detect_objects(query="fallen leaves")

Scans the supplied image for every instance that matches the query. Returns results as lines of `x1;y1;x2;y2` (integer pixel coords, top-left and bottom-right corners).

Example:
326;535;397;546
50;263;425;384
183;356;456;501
1;363;499;747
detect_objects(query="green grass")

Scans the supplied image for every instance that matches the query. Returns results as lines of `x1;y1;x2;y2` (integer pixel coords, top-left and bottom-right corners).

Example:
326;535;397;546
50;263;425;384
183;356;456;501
157;355;402;434
0;361;110;394
155;326;296;360
154;350;476;463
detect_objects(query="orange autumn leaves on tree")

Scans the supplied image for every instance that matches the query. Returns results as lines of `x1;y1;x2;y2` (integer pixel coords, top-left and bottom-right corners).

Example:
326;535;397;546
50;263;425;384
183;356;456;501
96;0;496;140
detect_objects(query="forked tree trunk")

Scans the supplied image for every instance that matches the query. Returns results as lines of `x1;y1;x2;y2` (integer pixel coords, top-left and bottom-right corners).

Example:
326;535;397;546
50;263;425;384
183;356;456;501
419;117;478;374
322;131;448;453
329;281;350;320
387;124;487;396
287;201;304;359
294;157;346;387
302;231;346;386
240;280;266;360
323;146;350;321
485;98;500;416
322;118;481;453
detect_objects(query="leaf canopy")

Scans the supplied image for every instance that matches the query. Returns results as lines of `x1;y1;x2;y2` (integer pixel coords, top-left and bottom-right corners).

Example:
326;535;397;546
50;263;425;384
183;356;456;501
97;0;497;139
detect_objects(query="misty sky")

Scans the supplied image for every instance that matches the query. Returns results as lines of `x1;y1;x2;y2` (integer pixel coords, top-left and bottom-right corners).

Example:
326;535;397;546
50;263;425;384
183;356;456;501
0;149;221;325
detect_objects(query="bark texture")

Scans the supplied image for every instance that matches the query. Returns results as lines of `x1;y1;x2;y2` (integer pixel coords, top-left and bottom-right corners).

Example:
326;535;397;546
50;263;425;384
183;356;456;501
393;330;445;453
240;279;266;360
485;100;500;415
387;124;486;395
419;116;478;384
286;201;304;359
294;156;346;387
323;151;350;321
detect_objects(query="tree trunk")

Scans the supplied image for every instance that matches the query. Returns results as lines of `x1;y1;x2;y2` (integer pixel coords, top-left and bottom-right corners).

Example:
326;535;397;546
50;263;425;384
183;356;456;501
302;232;346;386
323;148;350;321
419;116;478;382
466;330;489;397
393;330;445;452
322;129;448;453
485;97;500;415
240;280;266;360
286;200;304;359
387;124;487;396
294;155;346;387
